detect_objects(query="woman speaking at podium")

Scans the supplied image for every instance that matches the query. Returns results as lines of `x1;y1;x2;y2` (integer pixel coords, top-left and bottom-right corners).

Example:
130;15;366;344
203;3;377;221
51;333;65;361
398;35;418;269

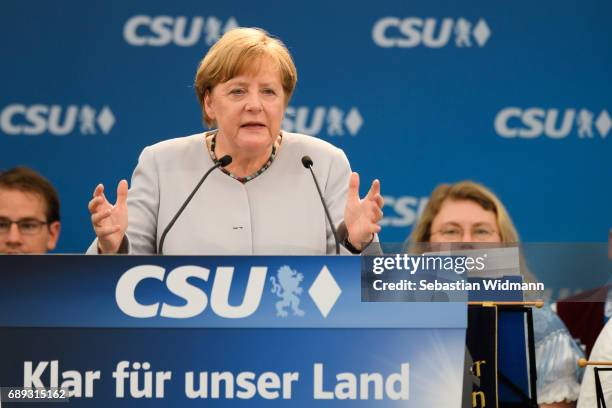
86;28;383;255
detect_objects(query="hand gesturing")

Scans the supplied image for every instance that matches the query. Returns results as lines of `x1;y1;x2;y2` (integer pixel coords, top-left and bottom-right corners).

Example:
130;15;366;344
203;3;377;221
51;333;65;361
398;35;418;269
343;172;384;250
88;180;128;253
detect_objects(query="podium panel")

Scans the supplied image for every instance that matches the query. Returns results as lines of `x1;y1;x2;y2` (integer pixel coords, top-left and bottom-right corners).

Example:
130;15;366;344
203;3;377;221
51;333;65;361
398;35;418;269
0;256;466;407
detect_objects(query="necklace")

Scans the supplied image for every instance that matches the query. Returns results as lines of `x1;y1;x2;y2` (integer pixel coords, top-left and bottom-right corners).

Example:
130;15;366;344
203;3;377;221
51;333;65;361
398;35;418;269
208;132;280;183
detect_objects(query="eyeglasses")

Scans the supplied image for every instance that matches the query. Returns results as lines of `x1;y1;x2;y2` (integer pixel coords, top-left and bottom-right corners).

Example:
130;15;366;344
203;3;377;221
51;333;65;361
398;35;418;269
431;226;499;242
0;218;48;235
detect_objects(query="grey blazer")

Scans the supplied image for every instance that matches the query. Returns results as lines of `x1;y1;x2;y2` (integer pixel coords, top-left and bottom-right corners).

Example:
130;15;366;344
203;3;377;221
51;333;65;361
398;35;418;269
87;132;353;255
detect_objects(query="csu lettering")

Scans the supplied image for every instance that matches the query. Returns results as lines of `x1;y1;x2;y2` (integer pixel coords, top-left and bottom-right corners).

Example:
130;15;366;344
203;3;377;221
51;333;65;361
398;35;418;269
123;15;238;47
282;106;363;137
380;196;429;227
494;107;610;139
115;265;267;319
495;108;576;138
372;17;490;48
0;104;115;136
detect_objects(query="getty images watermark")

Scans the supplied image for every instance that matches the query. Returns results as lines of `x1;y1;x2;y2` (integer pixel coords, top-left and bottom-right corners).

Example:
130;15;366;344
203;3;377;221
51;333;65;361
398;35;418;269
360;246;545;302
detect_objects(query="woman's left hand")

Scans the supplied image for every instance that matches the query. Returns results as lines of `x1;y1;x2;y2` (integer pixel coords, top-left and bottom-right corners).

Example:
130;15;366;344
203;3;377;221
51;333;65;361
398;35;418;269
344;172;384;250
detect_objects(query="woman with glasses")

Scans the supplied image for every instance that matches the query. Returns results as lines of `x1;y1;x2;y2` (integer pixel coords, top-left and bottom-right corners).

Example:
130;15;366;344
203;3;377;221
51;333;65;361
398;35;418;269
409;180;583;408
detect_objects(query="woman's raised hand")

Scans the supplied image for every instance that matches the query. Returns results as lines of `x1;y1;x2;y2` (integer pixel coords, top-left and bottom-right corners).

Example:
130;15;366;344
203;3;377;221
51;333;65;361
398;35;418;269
343;172;384;250
88;180;128;253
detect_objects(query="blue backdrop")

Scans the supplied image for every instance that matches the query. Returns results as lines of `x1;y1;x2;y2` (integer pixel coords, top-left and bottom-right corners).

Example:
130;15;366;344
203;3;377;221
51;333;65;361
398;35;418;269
1;0;610;252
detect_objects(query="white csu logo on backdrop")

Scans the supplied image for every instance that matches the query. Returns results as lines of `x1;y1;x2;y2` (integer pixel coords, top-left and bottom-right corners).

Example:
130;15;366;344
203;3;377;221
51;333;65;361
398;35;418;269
124;15;239;46
495;107;611;139
373;17;491;48
282;106;363;136
381;195;429;227
115;264;341;319
0;105;115;136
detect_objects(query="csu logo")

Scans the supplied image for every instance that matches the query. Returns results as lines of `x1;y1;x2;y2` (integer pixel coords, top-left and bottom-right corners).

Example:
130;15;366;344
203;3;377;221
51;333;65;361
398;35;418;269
495;107;611;139
116;265;267;319
372;17;491;48
116;264;341;319
124;15;239;47
380;195;429;227
0;104;115;136
282;106;363;137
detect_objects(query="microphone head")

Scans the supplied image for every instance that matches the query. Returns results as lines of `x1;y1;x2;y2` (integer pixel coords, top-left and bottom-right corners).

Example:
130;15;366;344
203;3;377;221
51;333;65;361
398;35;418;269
218;155;232;167
301;155;313;168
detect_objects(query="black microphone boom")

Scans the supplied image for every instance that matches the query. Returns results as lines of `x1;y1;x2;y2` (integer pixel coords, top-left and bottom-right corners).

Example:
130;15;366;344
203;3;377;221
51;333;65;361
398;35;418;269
301;155;340;255
157;155;232;254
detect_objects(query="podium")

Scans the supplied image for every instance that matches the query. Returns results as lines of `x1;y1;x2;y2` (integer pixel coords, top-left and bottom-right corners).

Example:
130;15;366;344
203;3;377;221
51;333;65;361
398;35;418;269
0;255;466;407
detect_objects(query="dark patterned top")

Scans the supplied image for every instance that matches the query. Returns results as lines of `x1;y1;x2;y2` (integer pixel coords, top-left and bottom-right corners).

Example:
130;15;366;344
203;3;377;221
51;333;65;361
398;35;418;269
207;131;280;184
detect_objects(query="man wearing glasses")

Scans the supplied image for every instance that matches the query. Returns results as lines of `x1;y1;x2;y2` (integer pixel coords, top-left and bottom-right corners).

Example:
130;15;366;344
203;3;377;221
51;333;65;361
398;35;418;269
0;167;60;254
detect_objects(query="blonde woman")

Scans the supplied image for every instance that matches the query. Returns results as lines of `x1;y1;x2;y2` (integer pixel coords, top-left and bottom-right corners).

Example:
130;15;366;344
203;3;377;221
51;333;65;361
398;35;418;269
87;28;383;255
410;181;583;408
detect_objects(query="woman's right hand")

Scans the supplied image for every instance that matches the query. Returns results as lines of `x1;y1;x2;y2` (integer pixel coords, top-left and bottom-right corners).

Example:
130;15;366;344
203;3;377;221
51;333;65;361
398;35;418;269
88;180;128;253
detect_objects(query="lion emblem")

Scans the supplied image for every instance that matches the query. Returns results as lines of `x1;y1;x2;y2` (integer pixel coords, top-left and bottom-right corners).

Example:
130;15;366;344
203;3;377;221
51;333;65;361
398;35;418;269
269;265;305;317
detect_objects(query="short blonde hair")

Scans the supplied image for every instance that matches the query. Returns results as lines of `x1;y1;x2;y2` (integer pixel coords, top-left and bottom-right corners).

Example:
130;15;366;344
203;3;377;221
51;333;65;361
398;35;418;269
194;27;298;127
410;180;519;244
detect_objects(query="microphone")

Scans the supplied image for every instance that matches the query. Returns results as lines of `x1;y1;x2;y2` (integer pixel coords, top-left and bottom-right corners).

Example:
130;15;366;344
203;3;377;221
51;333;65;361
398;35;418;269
157;155;232;254
301;155;340;254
